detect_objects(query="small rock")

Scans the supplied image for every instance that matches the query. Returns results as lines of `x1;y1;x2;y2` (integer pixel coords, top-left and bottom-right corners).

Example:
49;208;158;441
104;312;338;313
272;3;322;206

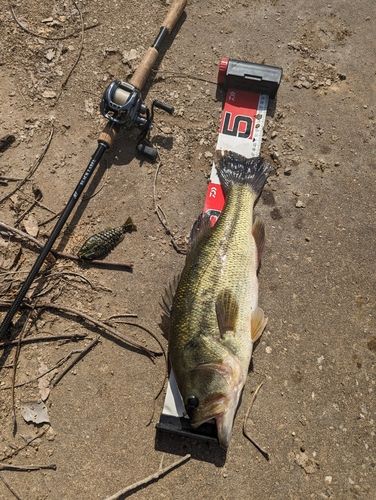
265;346;272;354
284;167;292;176
42;90;57;99
122;48;139;65
271;130;278;139
46;427;57;441
45;49;56;61
325;475;333;484
41;17;54;23
204;151;213;159
295;200;305;208
301;81;311;89
294;451;318;474
84;98;94;115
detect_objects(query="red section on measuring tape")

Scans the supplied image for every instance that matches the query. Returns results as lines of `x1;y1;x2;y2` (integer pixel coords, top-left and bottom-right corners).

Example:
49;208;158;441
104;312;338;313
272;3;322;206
219;89;260;138
203;182;225;225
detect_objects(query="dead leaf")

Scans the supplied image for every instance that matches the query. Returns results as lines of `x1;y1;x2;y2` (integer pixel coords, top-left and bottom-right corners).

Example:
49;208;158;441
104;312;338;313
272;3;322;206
0;239;22;270
23;214;39;237
21;401;50;424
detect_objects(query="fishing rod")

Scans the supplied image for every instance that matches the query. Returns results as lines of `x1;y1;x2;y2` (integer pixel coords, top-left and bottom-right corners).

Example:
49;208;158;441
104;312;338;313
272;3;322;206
0;0;187;339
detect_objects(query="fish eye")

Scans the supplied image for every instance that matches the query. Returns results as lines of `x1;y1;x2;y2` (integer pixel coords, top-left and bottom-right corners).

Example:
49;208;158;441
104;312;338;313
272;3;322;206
186;395;199;417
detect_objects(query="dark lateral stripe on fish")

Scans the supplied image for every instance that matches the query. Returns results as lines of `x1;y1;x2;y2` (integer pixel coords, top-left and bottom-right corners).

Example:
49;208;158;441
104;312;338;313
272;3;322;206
215;151;273;195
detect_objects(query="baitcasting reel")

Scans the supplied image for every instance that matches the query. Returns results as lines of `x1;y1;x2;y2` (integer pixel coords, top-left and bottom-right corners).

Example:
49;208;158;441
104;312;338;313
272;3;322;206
100;80;174;161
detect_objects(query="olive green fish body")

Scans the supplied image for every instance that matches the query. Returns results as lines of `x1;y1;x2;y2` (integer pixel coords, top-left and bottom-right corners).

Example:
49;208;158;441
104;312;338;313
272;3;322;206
77;217;136;260
168;151;272;448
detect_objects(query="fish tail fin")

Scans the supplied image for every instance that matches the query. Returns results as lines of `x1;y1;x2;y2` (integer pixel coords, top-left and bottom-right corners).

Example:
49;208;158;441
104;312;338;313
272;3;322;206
122;217;137;233
215;150;273;197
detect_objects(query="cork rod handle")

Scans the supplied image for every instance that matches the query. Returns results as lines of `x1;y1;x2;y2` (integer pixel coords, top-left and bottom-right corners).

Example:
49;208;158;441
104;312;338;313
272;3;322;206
162;0;187;32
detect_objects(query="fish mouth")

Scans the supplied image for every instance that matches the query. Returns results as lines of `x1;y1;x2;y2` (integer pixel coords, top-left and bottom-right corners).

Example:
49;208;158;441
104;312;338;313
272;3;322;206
190;391;241;449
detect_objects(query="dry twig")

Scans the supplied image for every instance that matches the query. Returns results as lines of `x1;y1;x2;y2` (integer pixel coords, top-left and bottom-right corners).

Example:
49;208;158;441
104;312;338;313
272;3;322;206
1;429;47;461
11;311;33;435
153;155;187;255
0;474;22;500
243;381;270;461
0;463;56;472
51;336;100;387
0;349;83;391
104;454;191;500
9;3;99;40
0;127;54;206
56;0;84;102
0;301;161;359
0;332;86;348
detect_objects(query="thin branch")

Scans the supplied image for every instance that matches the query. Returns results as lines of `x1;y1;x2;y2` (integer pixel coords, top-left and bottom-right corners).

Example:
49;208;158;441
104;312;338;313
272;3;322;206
0;127;54;206
0;474;22;500
104;454;191;500
0;221;133;271
11;311;33;435
151;69;217;86
51;336;100;387
43;271;112;293
0;301;161;359
0;176;23;182
0;349;83;391
153;155;187;255
105;313;138;321
1;429;47;461
0;464;56;472
56;0;84;102
243;381;270;461
0;332;86;348
119;321;167;426
9;3;99;41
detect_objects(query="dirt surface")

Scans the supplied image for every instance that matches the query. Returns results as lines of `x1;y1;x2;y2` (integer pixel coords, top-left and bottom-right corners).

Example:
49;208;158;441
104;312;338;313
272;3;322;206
0;0;375;498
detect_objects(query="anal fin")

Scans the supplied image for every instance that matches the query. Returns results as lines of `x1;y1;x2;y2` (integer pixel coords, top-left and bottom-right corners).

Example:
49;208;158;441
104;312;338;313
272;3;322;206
250;307;267;342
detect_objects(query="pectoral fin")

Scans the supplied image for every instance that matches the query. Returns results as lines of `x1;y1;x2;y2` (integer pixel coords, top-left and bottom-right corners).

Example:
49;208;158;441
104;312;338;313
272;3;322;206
250;307;267;342
216;289;239;336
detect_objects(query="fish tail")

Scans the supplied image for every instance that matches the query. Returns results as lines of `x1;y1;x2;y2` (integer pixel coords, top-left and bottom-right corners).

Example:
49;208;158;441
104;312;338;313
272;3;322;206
122;217;137;233
215;150;273;197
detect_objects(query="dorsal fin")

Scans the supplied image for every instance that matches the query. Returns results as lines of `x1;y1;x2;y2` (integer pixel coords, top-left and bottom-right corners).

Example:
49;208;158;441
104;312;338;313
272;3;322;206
252;217;265;271
215;289;239;336
159;274;180;340
188;212;212;253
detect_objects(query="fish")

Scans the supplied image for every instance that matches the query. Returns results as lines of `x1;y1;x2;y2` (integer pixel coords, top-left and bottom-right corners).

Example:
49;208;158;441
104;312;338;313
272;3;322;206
77;217;136;260
164;150;272;448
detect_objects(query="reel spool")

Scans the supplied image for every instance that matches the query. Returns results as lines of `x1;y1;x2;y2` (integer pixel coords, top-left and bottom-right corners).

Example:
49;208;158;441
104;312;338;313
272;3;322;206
100;80;174;160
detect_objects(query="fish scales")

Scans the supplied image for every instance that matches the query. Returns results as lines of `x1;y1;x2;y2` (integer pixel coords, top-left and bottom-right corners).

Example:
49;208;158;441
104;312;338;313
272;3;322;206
167;151;272;448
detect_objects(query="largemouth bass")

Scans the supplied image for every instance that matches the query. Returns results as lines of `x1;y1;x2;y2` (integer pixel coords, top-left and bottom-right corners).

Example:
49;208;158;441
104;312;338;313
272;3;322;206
166;151;272;448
